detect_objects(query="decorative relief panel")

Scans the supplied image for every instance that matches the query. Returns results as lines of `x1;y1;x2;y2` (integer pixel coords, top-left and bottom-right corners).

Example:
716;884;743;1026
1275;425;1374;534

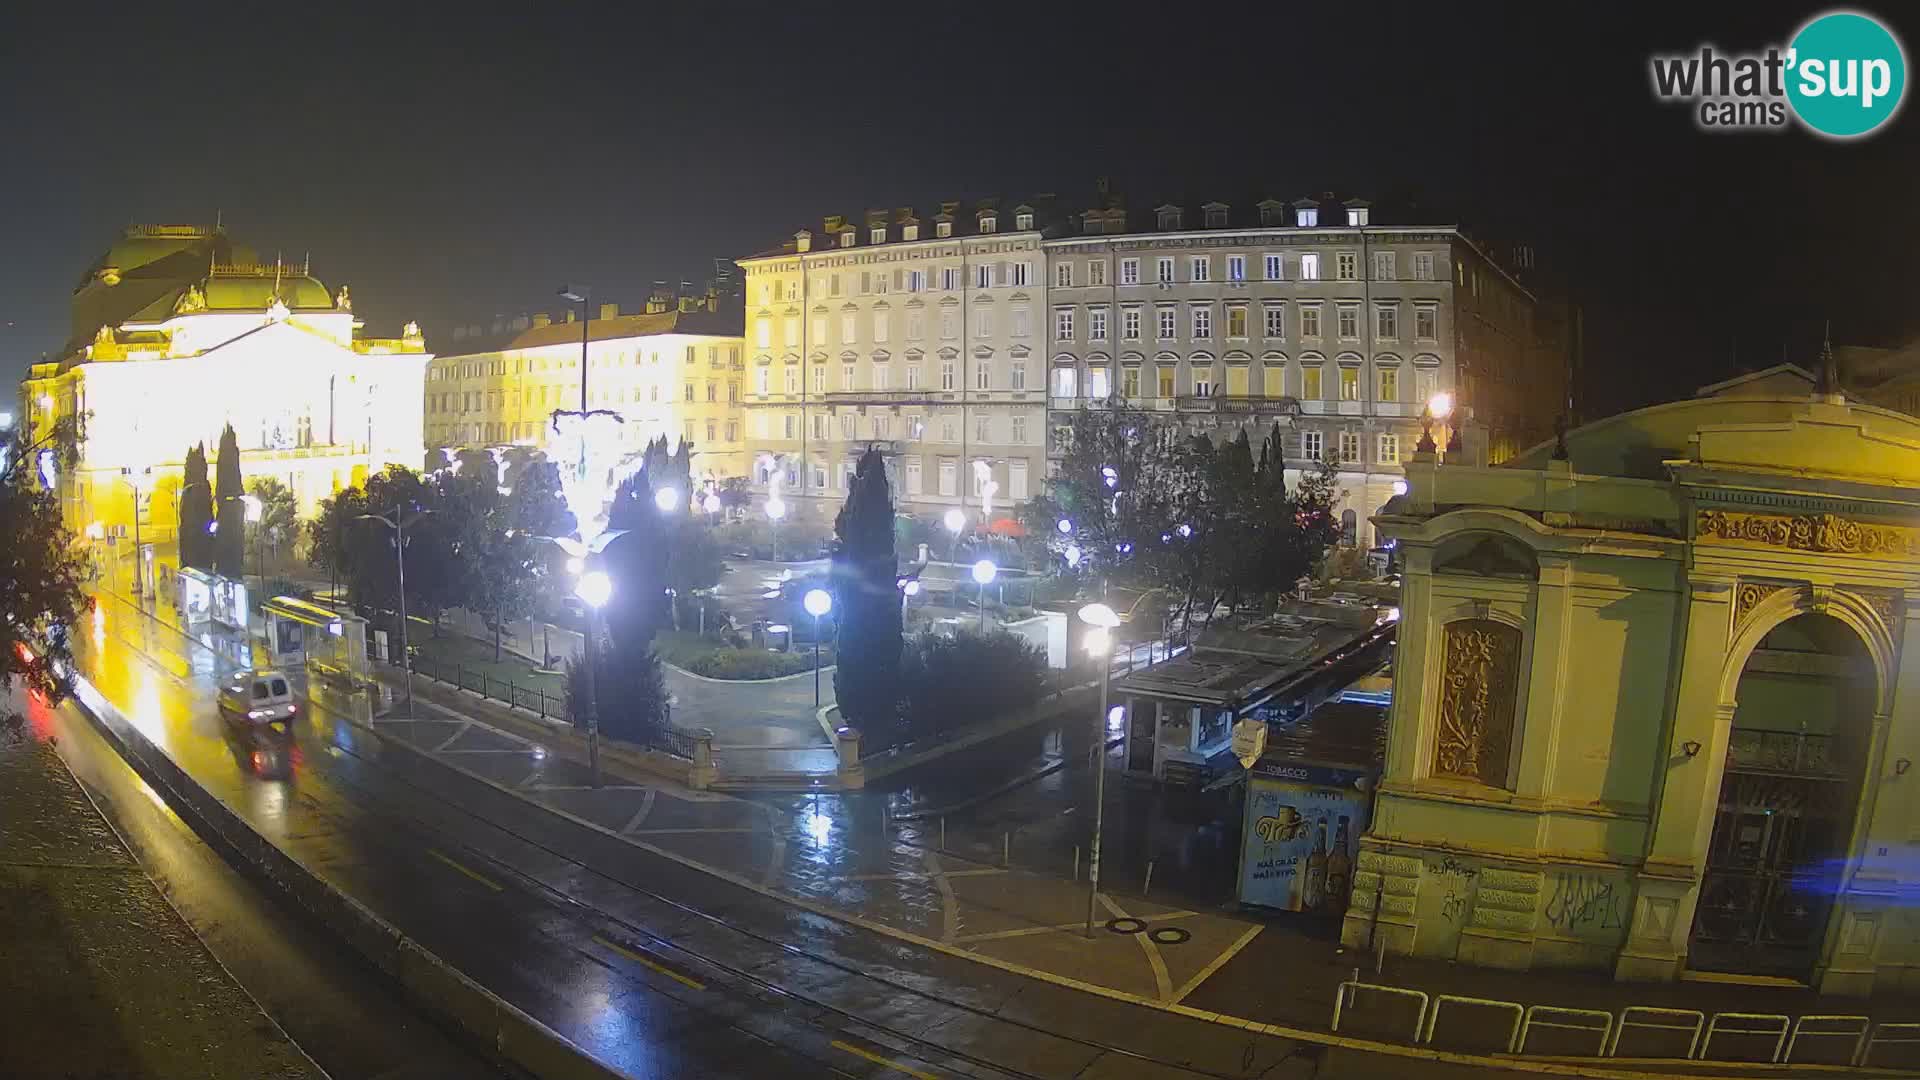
1735;581;1789;631
1850;588;1899;637
1432;619;1522;788
1698;510;1920;556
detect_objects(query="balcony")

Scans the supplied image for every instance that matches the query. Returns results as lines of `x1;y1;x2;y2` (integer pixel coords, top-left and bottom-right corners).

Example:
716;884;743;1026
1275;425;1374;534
823;390;934;407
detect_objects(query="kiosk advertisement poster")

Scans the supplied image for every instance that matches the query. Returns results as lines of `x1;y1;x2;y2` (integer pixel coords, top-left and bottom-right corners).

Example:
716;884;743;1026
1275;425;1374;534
1239;761;1374;913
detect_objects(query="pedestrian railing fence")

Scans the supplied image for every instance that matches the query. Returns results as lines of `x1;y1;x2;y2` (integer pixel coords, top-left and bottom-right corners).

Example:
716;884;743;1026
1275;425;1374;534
1332;980;1902;1067
409;651;697;762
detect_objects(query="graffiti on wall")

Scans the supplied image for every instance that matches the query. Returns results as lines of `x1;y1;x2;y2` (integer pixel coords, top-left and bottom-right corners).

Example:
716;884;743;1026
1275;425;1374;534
1431;856;1479;925
1544;871;1627;933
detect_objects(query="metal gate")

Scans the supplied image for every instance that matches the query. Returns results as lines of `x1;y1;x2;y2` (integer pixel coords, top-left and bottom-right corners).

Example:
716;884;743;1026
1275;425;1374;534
1689;728;1852;980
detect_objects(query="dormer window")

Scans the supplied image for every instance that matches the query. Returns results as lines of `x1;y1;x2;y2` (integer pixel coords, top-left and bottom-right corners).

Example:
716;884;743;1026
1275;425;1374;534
839;230;856;248
1205;205;1229;228
1297;207;1319;227
1258;203;1284;227
936;221;952;238
1347;207;1370;226
979;213;998;234
1015;212;1034;230
1157;206;1183;230
903;224;919;241
871;227;887;244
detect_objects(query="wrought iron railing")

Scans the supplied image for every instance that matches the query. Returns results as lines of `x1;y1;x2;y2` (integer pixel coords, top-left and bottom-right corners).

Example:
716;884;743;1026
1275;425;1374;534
1725;729;1842;777
408;652;695;761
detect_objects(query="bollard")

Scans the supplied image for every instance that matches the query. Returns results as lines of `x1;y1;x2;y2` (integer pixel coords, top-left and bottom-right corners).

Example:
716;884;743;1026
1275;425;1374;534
940;816;946;850
1143;859;1156;897
1003;832;1010;867
1073;845;1080;882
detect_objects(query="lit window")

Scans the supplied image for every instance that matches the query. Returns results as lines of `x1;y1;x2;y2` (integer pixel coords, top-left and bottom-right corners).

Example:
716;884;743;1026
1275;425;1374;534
1016;212;1033;230
1303;366;1323;399
1340;367;1360;401
1227;306;1248;338
1378;367;1399;401
1122;366;1141;398
871;227;886;244
1412;252;1435;281
1340;430;1360;462
1053;366;1078;398
936;221;952;238
1297;207;1319;227
1300;253;1321;280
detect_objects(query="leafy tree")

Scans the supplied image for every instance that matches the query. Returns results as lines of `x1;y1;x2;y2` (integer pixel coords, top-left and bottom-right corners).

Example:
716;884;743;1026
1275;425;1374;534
213;424;245;577
304;466;458;639
564;637;669;742
831;447;903;732
602;468;671;652
244;476;298;568
178;443;213;571
464;458;568;660
898;629;1046;741
0;418;89;713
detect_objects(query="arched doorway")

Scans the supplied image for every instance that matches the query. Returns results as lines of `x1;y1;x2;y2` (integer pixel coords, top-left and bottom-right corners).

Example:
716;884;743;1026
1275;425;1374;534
1689;613;1875;979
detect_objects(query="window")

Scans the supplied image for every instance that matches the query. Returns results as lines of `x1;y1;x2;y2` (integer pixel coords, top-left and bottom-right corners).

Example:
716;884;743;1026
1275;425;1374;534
907;312;923;340
871;227;886;244
1120;258;1139;285
828;274;841;297
1192;367;1213;397
784;414;796;438
940;311;957;339
1055;308;1075;341
1157;306;1176;340
685;345;697;365
1088;260;1106;286
975;264;992;289
1302;430;1323;460
1297;207;1319;227
873;364;889;391
786;281;801;302
1303;365;1323;399
1340;367;1360;401
1010;261;1030;286
941;360;956;390
1122;307;1142;341
755;319;772;348
755;367;770;395
1156;257;1174;283
873;312;889;343
1263;304;1285;339
903;225;919;242
1053;366;1078;398
1300;305;1322;339
841;413;857;439
725;421;737;442
1122;366;1141;398
1089;307;1108;340
838;364;852;391
1227;305;1247;338
813;414;827;439
1156;366;1175;398
906;458;923;493
784;366;799;394
1378;367;1399;401
1378;433;1400;465
707;381;717;402
812;463;828;489
1373;252;1395;280
936;220;953;238
1264;253;1283;281
1412;252;1435;281
1336;252;1357;281
974;309;992;337
1299;252;1321;280
1088;366;1110;399
975;414;990;443
706;420;717;442
1015;211;1033;229
1009;460;1029;499
1228;255;1246;282
784;317;800;347
971;459;992;496
908;270;926;292
1189;256;1209;282
1339;430;1361;463
1337;305;1359;340
1192;306;1212;339
1055;262;1074;287
729;380;739;401
1416;369;1438;407
941;267;960;290
1376;305;1399;340
1415;305;1438;341
1010;308;1030;337
907;363;921;390
1010;358;1026;389
940;417;956;442
976;359;992;389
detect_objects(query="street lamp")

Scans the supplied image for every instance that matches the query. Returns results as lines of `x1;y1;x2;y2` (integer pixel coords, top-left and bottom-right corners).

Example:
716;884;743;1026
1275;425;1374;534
547;529;627;787
943;507;965;563
1078;601;1121;937
971;559;997;634
559;285;592;413
357;508;434;718
653;486;681;514
803;587;832;709
120;465;153;600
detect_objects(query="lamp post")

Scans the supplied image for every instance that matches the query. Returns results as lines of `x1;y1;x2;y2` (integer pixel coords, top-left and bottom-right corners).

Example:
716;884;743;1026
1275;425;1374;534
943;507;965;564
1078;601;1121;937
766;493;786;560
357;508;433;718
803;588;832;709
559;285;592;412
575;568;613;785
1427;391;1454;459
120;465;152;600
971;559;997;634
241;494;263;584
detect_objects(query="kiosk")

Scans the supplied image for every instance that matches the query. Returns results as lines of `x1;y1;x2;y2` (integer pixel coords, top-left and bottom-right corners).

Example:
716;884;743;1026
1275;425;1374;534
262;596;370;688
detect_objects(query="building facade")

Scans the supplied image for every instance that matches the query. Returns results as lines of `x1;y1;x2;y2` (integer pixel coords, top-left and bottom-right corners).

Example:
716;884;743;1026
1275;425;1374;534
427;287;746;483
736;202;1050;522
21;225;427;552
1349;370;1920;994
739;194;1562;542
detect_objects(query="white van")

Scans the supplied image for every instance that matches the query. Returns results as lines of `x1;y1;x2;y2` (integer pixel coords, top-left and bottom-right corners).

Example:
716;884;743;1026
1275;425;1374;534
218;670;297;723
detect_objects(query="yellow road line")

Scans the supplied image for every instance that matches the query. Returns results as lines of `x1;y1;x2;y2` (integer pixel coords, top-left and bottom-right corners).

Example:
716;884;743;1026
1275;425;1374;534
426;848;503;892
593;934;706;991
830;1039;939;1080
1173;922;1263;1004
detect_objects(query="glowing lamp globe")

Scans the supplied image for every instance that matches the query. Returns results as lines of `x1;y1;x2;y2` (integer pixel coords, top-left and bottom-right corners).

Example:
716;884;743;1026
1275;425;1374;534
703;493;722;514
1056;518;1073;535
943;508;965;534
1427;391;1454;420
803;588;833;618
766;497;787;521
654;487;681;513
575;570;613;609
971;560;997;585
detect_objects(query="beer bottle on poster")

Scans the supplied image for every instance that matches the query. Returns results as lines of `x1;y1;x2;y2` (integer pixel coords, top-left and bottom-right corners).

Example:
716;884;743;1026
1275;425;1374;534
1326;815;1352;911
1303;821;1329;911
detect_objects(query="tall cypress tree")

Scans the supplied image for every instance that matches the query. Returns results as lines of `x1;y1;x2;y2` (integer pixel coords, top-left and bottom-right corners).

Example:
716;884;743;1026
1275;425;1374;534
178;443;214;571
831;447;902;732
213;423;246;577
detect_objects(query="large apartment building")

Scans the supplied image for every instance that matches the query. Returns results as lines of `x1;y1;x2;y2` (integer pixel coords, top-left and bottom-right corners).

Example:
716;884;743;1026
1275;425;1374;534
427;284;747;482
740;191;1565;542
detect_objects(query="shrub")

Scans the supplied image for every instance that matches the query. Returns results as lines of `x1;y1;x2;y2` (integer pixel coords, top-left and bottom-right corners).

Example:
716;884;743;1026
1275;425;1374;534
566;639;668;742
653;630;830;680
900;628;1047;739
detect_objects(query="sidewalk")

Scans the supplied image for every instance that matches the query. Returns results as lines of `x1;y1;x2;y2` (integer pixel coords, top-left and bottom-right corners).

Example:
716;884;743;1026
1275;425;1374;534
0;690;320;1079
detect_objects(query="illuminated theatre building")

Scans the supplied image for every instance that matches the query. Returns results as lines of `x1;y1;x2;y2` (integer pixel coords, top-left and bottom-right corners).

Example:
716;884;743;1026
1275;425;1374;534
21;225;428;559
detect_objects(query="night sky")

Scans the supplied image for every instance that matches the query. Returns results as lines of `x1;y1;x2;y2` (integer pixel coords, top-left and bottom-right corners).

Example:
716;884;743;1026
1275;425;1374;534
4;2;1915;418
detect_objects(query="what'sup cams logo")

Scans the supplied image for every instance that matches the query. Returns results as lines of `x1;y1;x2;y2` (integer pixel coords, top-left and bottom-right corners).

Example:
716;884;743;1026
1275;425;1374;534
1651;10;1907;138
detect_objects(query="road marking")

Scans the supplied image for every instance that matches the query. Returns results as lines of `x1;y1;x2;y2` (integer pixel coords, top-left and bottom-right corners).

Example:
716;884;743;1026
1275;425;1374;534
630;826;757;834
621;789;656;834
925;850;961;944
1100;894;1172;1001
593;934;706;990
1172;923;1263;1004
431;722;472;752
829;1039;939;1079
426;848;503;892
952;909;1200;944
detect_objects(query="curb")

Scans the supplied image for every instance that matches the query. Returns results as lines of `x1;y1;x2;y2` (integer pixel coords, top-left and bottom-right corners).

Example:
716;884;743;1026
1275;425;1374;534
66;674;633;1080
